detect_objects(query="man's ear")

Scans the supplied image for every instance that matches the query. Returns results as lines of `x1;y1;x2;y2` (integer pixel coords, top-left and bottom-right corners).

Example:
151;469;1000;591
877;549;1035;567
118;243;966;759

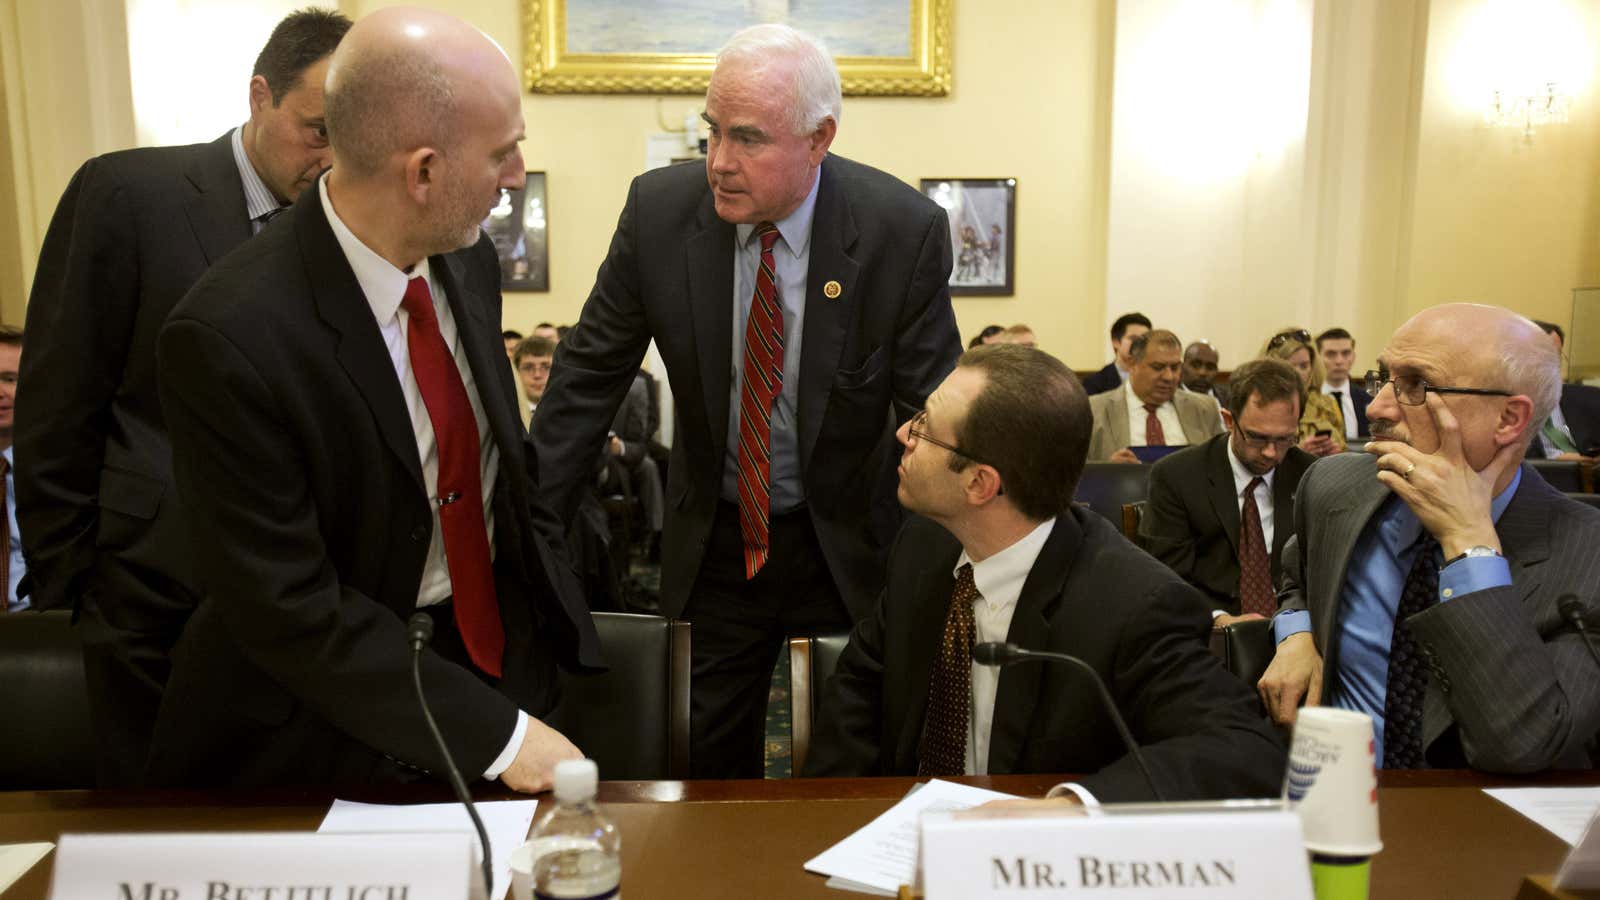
807;116;837;166
963;464;1004;507
248;75;273;118
1498;395;1537;447
1220;408;1235;431
404;147;440;204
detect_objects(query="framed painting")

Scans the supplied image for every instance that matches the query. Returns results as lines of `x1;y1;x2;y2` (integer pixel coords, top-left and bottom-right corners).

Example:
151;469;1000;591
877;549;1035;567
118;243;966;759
921;178;1016;296
522;0;951;96
483;172;549;292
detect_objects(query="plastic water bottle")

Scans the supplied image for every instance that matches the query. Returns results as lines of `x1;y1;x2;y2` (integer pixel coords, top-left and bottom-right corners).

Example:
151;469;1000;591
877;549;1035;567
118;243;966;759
528;759;621;900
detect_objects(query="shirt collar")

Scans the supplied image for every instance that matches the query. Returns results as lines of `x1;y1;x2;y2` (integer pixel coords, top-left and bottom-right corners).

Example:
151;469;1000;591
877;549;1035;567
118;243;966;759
1123;376;1167;412
1322;379;1350;394
319;174;433;326
955;518;1056;612
1225;435;1275;495
1383;465;1523;549
735;169;821;258
231;125;285;222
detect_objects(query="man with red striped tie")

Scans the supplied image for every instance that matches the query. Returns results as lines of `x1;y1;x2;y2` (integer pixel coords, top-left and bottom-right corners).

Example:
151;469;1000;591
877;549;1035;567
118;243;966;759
532;24;961;777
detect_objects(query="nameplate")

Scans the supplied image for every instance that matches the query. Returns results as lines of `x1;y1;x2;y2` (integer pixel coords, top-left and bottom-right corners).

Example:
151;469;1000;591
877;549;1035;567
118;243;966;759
49;832;471;900
919;805;1313;898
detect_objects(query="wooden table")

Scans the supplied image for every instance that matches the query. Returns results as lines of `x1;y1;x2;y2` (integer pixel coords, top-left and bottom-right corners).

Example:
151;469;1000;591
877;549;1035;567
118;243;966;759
1;771;1590;899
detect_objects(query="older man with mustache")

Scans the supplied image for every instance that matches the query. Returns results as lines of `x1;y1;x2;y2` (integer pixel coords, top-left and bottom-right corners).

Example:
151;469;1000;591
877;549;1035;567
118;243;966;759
1257;303;1600;773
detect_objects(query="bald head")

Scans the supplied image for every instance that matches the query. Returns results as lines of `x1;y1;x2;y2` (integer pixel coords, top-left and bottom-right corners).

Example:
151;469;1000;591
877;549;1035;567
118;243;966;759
1393;303;1560;424
324;7;518;177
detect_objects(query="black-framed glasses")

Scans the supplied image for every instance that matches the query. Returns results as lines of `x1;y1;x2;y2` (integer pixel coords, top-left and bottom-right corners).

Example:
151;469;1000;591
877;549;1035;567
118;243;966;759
907;411;1004;495
1363;368;1512;407
1267;329;1312;351
1232;423;1297;451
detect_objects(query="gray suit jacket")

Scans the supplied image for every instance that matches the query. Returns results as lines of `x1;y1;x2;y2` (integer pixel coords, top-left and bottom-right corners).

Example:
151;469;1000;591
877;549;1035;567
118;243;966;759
1279;453;1600;772
1087;388;1224;461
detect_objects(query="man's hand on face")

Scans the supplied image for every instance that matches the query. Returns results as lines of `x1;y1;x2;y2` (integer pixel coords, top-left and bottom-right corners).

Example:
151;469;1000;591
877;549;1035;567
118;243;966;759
1366;393;1517;559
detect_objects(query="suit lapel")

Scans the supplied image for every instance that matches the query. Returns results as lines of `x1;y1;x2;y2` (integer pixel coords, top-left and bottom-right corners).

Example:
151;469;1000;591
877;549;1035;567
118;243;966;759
434;252;524;470
685;192;736;460
297;190;426;495
1269;453;1308;566
987;515;1078;774
1316;457;1390;668
1105;390;1131;449
182;131;252;267
797;160;860;472
1205;436;1241;554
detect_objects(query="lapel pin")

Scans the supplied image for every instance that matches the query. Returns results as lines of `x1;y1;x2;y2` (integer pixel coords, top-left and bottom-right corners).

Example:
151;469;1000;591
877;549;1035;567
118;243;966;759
823;280;842;299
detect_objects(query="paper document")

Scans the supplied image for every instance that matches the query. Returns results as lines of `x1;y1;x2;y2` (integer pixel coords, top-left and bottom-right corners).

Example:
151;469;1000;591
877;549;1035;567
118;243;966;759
0;843;53;894
319;798;538;900
1485;787;1600;845
804;779;1018;895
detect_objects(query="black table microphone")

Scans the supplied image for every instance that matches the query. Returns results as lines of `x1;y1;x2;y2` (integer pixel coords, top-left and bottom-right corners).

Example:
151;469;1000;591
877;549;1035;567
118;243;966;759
1558;595;1600;671
409;612;494;899
972;641;1165;802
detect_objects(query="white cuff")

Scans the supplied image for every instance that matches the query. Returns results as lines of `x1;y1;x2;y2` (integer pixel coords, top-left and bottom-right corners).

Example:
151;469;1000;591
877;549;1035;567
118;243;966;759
484;711;529;780
1045;782;1100;807
1210;609;1226;620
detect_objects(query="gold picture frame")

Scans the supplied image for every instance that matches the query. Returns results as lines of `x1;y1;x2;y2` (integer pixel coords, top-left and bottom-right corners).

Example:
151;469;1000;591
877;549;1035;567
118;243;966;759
521;0;951;96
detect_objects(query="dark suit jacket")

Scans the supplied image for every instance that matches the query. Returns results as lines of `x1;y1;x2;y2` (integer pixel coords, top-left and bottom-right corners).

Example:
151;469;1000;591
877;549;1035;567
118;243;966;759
1081;362;1121;396
147;185;601;788
1528;383;1600;458
1279;455;1600;772
16;132;250;610
1326;383;1372;437
1140;434;1314;613
805;511;1286;801
531;156;961;620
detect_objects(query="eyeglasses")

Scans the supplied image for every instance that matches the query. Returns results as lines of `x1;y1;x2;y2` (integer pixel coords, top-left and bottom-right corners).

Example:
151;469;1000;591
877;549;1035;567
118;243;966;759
907;410;983;460
1363;367;1512;406
1233;423;1297;451
1267;329;1312;351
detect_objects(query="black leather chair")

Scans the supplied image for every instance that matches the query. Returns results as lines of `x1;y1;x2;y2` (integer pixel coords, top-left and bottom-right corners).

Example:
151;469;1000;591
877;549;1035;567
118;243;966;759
0;610;96;789
1566;493;1600;511
1120;501;1147;550
1074;462;1152;523
787;630;852;776
1208;618;1276;690
1529;458;1590;493
547;612;690;780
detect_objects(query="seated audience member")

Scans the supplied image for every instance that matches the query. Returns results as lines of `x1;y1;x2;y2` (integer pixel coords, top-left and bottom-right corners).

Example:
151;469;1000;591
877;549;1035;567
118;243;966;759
1317;327;1371;440
1003;323;1037;348
515;335;555;426
502;329;523;359
805;344;1284;801
1082;312;1152;395
1528;320;1599;460
1088;329;1225;462
968;324;1005;348
1141;359;1314;622
533;322;560;344
599;371;664;549
1181;340;1228;408
1533;320;1566;377
0;326;24;611
1262;329;1345;456
1258;304;1600;772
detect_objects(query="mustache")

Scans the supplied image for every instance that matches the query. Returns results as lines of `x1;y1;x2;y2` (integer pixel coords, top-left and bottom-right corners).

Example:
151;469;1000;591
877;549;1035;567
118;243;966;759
1367;418;1410;444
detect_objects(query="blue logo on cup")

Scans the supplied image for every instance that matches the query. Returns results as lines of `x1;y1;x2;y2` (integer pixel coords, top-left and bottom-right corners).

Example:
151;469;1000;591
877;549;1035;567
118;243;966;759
1286;759;1321;802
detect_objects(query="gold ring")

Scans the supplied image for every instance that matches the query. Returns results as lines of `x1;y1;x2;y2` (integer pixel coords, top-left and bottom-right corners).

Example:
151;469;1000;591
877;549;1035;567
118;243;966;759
1402;462;1416;480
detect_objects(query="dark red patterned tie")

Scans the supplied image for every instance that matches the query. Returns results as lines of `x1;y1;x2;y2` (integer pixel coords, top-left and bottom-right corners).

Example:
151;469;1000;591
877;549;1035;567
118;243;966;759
1143;403;1166;446
1238;477;1275;616
401;277;503;677
735;223;784;579
919;564;977;777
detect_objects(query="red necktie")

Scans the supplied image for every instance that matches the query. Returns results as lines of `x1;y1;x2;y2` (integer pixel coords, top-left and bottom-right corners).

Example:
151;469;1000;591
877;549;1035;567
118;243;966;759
1143;403;1166;446
735;223;784;579
1238;477;1275;617
401;277;503;677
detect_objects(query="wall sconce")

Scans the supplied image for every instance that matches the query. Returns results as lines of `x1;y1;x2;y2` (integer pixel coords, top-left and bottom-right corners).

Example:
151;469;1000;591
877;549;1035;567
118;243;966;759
1484;82;1572;138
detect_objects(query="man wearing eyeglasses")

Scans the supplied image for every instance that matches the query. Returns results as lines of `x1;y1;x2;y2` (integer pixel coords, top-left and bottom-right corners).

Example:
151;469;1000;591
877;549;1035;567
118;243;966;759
1140;359;1314;624
806;344;1284;800
1258;303;1600;772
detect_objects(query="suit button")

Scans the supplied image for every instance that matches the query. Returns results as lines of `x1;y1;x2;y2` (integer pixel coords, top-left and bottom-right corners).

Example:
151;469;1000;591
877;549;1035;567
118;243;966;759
411;525;427;542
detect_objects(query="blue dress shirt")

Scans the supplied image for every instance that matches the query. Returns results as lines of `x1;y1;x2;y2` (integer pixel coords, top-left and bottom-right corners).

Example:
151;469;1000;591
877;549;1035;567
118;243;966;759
1273;467;1521;763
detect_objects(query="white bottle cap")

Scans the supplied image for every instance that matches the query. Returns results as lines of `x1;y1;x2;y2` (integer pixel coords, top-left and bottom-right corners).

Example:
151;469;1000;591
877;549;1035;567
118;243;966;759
553;758;598;804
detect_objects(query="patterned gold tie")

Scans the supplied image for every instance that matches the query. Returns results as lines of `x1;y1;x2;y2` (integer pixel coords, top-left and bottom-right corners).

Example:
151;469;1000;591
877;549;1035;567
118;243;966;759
919;563;978;776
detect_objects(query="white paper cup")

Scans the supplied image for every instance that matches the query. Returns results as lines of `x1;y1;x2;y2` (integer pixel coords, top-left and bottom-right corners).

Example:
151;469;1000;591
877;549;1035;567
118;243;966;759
1284;707;1383;856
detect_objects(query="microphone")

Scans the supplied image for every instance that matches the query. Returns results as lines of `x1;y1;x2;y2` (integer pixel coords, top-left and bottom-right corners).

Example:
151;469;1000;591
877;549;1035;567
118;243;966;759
408;612;494;900
1558;596;1600;671
972;641;1165;802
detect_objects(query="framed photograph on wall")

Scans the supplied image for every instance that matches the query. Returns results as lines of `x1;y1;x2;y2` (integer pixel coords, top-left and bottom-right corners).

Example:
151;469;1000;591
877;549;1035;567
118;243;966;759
921;178;1015;296
483;172;548;292
521;0;952;96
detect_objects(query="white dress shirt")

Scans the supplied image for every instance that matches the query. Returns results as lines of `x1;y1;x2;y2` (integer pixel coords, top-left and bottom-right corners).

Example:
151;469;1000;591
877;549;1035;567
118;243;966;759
1123;378;1188;447
319;178;524;778
1321;380;1358;440
1225;438;1276;553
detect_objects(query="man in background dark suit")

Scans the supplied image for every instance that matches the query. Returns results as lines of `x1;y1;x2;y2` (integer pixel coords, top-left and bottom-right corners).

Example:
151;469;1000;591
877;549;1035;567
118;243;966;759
148;8;599;790
1081;312;1151;396
1527;382;1600;460
14;8;350;786
1260;304;1600;772
531;24;961;777
1316;327;1372;439
1142;359;1314;620
806;345;1283;801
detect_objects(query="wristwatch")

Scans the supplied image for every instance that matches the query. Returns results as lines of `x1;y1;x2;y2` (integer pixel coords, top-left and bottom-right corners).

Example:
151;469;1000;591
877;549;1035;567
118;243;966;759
1443;545;1502;568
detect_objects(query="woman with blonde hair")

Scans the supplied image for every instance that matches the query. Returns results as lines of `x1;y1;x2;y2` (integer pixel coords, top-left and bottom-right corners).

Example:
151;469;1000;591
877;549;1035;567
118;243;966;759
1260;328;1344;456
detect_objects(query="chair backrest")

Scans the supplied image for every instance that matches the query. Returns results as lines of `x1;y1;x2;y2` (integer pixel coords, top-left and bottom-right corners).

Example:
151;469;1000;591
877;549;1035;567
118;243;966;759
787;630;852;776
0;610;96;789
1120;501;1147;548
1207;618;1276;691
1566;493;1600;511
546;612;690;780
1074;462;1153;523
1528;458;1589;493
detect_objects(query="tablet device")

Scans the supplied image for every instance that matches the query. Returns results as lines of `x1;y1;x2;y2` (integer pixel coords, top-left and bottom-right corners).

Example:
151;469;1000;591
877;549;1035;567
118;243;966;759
1131;445;1182;464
